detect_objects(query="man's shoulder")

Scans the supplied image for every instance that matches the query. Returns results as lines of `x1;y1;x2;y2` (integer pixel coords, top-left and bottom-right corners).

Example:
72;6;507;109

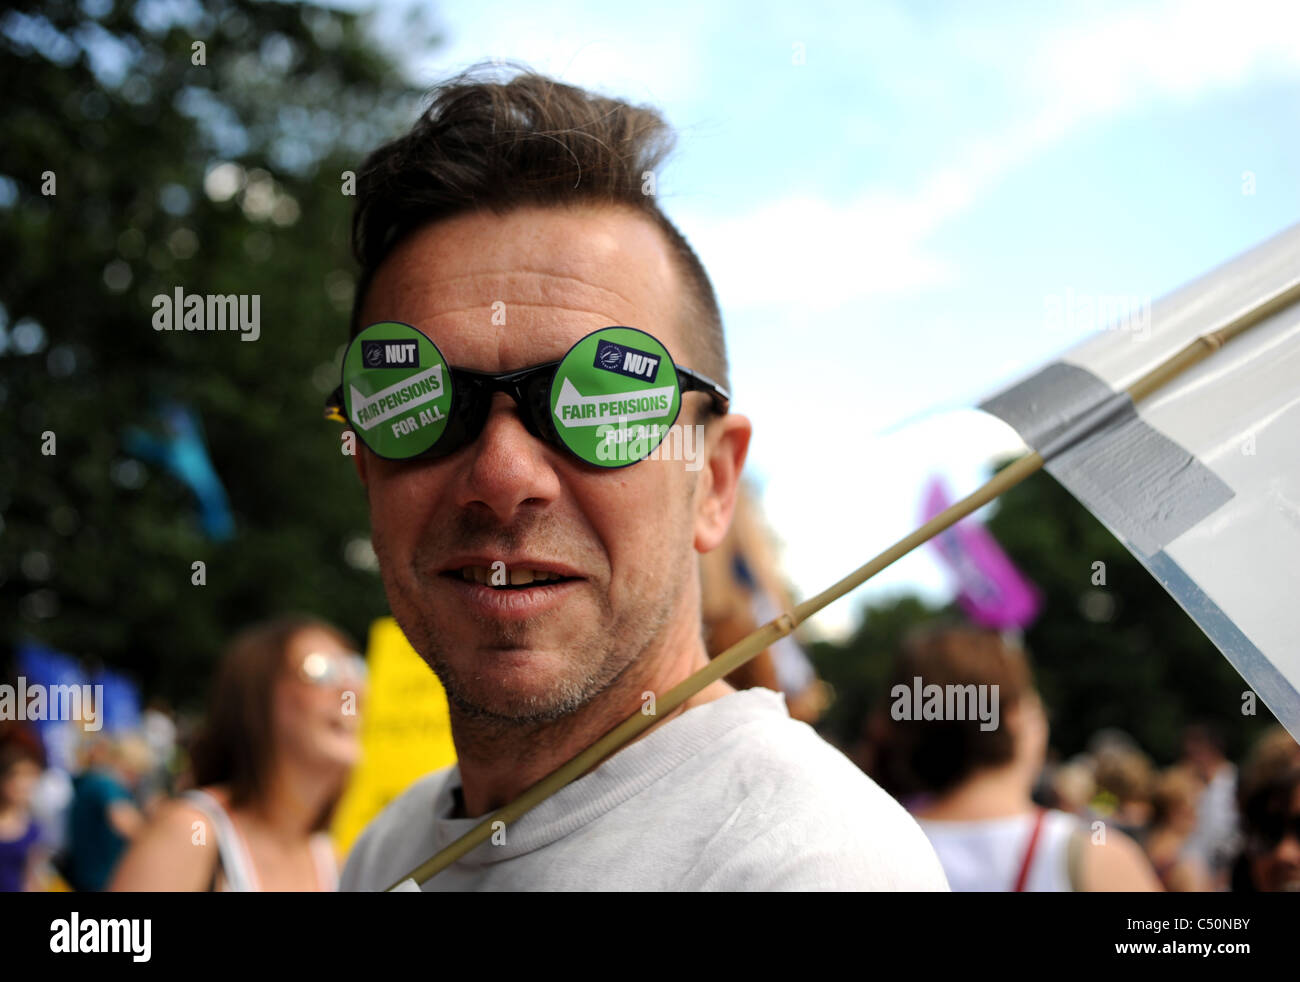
339;765;456;892
686;689;899;810
648;690;950;890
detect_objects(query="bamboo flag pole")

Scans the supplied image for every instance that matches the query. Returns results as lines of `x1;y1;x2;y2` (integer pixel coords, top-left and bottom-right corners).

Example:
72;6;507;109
386;277;1300;891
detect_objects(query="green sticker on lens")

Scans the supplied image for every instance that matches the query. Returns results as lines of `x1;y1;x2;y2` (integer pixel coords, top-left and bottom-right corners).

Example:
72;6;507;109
550;327;681;467
342;322;452;459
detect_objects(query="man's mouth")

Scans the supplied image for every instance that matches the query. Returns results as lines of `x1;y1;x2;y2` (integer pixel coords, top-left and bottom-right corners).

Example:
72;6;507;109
442;564;582;591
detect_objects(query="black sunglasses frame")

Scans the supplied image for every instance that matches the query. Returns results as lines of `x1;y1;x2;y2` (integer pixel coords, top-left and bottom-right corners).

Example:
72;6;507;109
325;341;730;466
1245;812;1300;856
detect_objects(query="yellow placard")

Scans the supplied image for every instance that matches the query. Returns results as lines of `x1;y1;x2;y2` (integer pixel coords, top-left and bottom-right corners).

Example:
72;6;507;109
330;617;458;855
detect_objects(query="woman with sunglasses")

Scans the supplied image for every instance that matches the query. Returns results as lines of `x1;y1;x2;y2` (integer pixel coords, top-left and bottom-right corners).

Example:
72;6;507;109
110;615;367;891
1231;728;1300;892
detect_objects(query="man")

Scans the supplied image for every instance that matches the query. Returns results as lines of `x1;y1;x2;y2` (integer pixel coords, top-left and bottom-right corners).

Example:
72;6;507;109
1182;722;1240;888
337;67;948;891
64;736;146;892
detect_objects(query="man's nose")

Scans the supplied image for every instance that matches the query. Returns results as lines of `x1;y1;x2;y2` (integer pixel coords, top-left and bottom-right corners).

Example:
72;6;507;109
454;392;562;522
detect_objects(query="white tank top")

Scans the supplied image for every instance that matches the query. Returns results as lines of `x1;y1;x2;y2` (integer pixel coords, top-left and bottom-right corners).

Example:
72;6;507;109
180;788;338;892
917;808;1082;892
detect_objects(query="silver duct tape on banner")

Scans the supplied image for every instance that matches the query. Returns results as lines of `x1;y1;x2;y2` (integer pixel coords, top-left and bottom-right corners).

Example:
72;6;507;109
979;361;1234;559
979;361;1300;741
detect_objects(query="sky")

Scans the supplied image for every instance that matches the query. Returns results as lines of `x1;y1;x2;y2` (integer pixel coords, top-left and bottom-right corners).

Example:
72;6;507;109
343;0;1300;638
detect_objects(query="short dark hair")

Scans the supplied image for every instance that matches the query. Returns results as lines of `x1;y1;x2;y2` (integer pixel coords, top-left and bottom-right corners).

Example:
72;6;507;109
0;721;46;777
873;626;1035;795
349;64;729;392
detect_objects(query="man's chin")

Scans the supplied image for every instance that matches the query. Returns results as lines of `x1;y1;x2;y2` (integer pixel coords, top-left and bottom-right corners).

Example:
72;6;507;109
439;643;569;681
442;684;594;725
430;650;598;723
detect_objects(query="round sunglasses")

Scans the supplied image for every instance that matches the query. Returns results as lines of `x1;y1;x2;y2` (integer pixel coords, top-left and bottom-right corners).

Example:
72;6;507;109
325;323;729;468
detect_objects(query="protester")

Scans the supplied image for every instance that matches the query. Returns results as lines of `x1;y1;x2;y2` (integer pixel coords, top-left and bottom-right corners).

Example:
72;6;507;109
871;625;1161;891
27;758;73;871
63;734;147;891
138;698;179;809
1232;762;1300;892
1089;738;1155;843
1181;722;1240;887
1230;726;1300;892
1238;724;1300;790
333;67;947;891
1047;759;1096;817
0;723;48;892
110;615;364;891
699;483;828;722
1144;767;1211;891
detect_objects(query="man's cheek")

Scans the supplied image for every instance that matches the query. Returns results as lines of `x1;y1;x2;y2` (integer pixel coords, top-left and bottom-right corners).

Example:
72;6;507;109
370;519;417;606
371;482;427;566
615;519;669;592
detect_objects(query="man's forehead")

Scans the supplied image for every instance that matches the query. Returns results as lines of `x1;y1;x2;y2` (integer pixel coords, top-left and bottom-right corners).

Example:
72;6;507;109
358;204;684;369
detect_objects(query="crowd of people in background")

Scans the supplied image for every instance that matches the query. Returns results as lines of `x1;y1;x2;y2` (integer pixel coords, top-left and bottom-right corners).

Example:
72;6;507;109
860;625;1300;892
2;617;1297;892
0;613;365;892
0;717;159;892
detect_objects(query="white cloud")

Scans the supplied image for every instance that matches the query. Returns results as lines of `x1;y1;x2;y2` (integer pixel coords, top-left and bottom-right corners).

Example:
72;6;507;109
685;0;1300;316
684;191;960;313
1028;0;1300;115
408;2;720;108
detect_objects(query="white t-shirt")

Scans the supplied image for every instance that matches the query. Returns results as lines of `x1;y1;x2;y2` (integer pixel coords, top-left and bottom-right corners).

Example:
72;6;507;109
340;688;949;891
1187;765;1239;875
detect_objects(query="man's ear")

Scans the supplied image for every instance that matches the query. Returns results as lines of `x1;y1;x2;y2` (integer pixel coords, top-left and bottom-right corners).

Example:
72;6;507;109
694;413;752;554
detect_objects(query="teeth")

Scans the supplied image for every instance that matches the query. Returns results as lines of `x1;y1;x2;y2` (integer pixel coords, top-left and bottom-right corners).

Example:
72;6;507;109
458;566;564;587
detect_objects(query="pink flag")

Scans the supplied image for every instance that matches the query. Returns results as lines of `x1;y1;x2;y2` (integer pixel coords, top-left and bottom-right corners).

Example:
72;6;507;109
920;475;1041;631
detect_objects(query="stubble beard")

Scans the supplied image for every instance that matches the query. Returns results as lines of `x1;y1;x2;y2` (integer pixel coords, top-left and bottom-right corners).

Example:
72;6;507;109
372;514;686;735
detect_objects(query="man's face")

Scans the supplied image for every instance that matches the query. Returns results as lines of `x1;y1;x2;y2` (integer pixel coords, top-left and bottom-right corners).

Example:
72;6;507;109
356;204;717;724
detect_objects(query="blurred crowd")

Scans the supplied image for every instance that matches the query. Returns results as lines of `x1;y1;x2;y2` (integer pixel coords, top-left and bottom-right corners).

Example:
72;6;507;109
2;614;1297;892
1;715;165;892
1;614;365;892
859;625;1300;892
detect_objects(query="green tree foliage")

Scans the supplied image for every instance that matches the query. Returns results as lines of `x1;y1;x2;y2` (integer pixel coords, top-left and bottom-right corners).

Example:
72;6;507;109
809;594;953;756
0;0;434;705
